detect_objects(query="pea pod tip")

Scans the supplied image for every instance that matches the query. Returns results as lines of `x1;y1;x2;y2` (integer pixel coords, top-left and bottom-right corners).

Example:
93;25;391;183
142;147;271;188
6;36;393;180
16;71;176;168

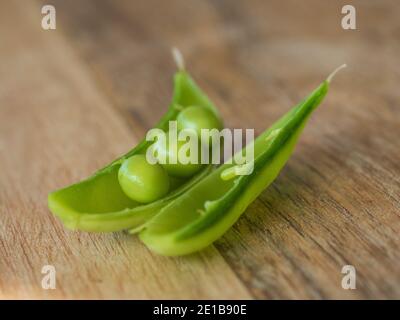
327;64;347;83
172;47;185;71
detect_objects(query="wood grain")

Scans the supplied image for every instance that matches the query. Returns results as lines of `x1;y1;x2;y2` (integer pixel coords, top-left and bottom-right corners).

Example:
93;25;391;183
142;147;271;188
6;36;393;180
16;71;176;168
1;0;399;299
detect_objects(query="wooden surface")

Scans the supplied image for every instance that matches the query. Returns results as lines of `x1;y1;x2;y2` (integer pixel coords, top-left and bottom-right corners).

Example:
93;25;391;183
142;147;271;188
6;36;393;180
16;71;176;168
0;0;399;299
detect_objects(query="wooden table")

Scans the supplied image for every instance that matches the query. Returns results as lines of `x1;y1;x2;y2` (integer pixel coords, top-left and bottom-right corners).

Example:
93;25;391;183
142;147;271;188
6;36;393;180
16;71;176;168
0;0;399;299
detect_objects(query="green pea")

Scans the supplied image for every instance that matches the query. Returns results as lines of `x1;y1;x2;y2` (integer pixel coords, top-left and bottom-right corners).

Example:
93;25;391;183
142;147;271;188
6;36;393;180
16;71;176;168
153;133;204;178
118;155;170;204
177;106;222;139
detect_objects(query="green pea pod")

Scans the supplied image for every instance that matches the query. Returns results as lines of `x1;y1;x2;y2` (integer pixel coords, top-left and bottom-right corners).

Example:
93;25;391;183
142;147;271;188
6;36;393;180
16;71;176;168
139;65;346;256
48;60;222;232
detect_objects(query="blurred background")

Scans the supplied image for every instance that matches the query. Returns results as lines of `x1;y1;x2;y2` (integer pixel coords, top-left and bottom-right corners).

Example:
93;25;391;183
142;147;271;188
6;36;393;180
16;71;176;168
0;0;399;299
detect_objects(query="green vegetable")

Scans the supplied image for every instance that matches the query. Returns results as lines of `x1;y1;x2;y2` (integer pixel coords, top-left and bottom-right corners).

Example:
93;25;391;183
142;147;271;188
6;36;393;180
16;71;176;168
152;132;204;178
118;155;170;203
137;65;346;256
177;105;223;139
150;104;222;178
48;45;345;257
48;50;222;232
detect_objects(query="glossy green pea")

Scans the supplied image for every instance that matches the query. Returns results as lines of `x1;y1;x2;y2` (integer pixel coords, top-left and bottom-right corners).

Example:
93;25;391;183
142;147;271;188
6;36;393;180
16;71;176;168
177;105;223;139
118;155;170;204
153;133;204;178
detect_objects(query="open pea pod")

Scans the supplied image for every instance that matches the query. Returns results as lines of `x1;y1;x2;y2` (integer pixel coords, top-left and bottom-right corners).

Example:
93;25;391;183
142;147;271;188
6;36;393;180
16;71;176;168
48;64;222;232
139;66;345;256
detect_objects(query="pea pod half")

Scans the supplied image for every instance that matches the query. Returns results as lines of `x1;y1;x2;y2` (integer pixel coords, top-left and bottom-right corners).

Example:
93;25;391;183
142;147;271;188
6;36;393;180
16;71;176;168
138;65;346;256
48;53;222;232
